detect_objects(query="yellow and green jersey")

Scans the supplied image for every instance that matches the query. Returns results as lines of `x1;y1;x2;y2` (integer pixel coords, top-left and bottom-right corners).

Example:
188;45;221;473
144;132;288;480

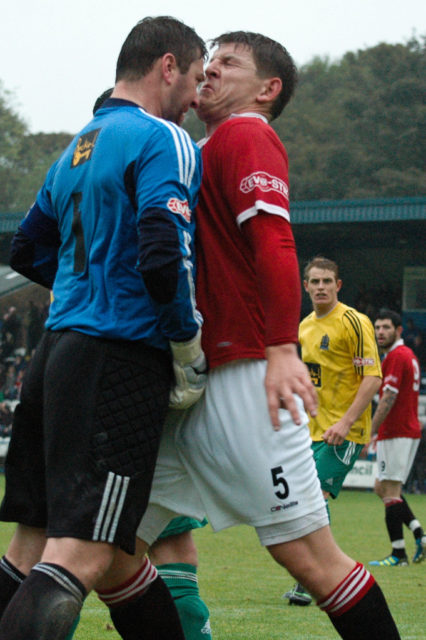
299;302;382;444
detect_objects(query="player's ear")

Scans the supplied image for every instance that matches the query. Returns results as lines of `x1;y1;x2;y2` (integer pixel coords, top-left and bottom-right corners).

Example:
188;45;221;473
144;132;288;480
257;77;282;104
336;279;343;293
303;280;309;292
161;53;178;84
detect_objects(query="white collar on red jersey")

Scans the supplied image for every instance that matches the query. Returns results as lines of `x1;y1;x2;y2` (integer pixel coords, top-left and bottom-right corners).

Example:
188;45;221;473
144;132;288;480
197;112;268;149
197;136;209;149
229;112;268;123
386;338;404;355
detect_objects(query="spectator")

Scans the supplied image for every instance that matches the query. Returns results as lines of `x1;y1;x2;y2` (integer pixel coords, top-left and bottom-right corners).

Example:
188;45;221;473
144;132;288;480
1;307;22;353
1;364;19;401
0;402;13;437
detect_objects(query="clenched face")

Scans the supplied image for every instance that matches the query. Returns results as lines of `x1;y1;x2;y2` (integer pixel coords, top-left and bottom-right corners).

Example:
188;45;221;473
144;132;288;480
197;43;265;124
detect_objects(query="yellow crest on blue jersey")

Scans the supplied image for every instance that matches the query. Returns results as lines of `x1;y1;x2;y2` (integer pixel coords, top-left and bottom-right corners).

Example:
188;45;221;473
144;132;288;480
71;129;101;168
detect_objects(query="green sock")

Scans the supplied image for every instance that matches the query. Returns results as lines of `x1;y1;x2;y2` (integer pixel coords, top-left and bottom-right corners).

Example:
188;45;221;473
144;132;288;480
65;613;81;639
157;563;212;639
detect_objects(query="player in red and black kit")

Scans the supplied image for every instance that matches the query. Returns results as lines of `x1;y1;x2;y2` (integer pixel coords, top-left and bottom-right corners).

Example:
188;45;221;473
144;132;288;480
128;32;402;640
370;310;425;566
91;31;402;640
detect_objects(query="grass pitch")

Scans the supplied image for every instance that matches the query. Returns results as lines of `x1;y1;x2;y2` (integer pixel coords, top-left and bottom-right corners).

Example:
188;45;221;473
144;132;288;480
0;480;424;638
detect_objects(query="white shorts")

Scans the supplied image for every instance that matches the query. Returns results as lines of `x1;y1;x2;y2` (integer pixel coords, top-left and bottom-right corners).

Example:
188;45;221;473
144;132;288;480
138;360;327;546
376;437;420;483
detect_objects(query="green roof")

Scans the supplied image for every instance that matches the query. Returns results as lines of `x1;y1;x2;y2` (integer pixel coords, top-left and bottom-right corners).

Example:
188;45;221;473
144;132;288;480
1;197;425;232
291;196;426;224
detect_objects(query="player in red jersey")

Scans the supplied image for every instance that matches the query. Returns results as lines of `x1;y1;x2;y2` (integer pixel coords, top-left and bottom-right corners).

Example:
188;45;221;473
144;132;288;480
99;31;401;640
134;32;400;640
369;310;425;566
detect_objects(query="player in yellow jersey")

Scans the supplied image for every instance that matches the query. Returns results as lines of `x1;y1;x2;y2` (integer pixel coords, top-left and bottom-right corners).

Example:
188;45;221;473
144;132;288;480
284;256;382;605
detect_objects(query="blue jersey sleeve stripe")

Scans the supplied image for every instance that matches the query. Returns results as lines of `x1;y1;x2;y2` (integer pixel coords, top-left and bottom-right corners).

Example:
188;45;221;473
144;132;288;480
182;229;203;329
181;127;197;187
180;129;191;186
181;129;197;188
161;120;196;189
162;120;185;184
177;126;196;187
143;113;197;189
169;122;189;185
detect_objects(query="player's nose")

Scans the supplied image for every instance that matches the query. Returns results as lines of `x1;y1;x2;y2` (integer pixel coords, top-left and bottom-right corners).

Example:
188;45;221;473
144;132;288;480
190;94;200;109
205;61;219;78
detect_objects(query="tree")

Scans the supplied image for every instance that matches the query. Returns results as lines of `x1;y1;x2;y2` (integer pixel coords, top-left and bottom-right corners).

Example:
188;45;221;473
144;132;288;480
273;36;426;200
1;37;425;210
0;82;28;212
182;109;205;142
0;83;73;213
13;132;74;210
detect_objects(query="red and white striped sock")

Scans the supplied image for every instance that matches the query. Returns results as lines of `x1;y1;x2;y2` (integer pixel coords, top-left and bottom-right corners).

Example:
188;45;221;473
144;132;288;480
317;562;375;617
97;557;158;608
383;497;403;507
318;563;401;639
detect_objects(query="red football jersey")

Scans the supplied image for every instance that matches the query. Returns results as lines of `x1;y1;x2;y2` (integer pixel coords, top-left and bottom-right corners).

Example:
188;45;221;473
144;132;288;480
377;340;421;440
195;114;300;368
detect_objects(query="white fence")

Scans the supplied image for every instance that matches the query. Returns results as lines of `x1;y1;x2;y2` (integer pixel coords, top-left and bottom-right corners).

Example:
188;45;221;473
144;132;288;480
343;459;378;489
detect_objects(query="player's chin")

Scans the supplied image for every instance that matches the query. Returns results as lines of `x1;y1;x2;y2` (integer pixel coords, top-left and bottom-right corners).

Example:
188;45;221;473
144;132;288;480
169;111;186;126
195;104;210;123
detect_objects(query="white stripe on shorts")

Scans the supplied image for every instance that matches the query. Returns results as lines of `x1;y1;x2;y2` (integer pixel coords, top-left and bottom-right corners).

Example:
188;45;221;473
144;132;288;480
93;471;130;544
342;441;357;465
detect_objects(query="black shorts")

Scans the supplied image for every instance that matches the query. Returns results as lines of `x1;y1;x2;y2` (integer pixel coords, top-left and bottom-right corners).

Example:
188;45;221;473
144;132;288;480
0;330;173;554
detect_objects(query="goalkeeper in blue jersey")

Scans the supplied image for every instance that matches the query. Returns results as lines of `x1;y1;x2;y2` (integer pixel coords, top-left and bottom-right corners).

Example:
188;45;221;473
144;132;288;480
92;89;212;640
0;16;207;640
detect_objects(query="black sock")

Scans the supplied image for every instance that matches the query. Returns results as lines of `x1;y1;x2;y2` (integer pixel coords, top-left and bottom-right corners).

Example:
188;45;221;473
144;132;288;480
385;502;406;557
109;575;185;640
328;582;400;640
0;557;26;620
400;495;424;539
0;562;86;640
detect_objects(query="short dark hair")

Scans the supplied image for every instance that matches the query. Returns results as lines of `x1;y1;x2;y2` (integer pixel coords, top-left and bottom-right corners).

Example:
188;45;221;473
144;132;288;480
116;16;207;82
303;256;339;281
210;31;298;120
375;309;402;328
93;88;113;115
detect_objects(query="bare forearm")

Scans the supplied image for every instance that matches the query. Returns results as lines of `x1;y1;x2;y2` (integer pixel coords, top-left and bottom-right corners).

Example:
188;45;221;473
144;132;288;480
371;389;397;436
323;376;382;445
342;376;382;432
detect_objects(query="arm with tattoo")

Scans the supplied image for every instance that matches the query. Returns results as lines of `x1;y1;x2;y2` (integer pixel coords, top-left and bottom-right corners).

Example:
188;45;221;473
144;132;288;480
371;388;397;437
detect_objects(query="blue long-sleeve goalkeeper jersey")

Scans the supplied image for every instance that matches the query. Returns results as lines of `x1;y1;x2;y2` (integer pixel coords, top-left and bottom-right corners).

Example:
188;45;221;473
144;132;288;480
10;99;203;350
